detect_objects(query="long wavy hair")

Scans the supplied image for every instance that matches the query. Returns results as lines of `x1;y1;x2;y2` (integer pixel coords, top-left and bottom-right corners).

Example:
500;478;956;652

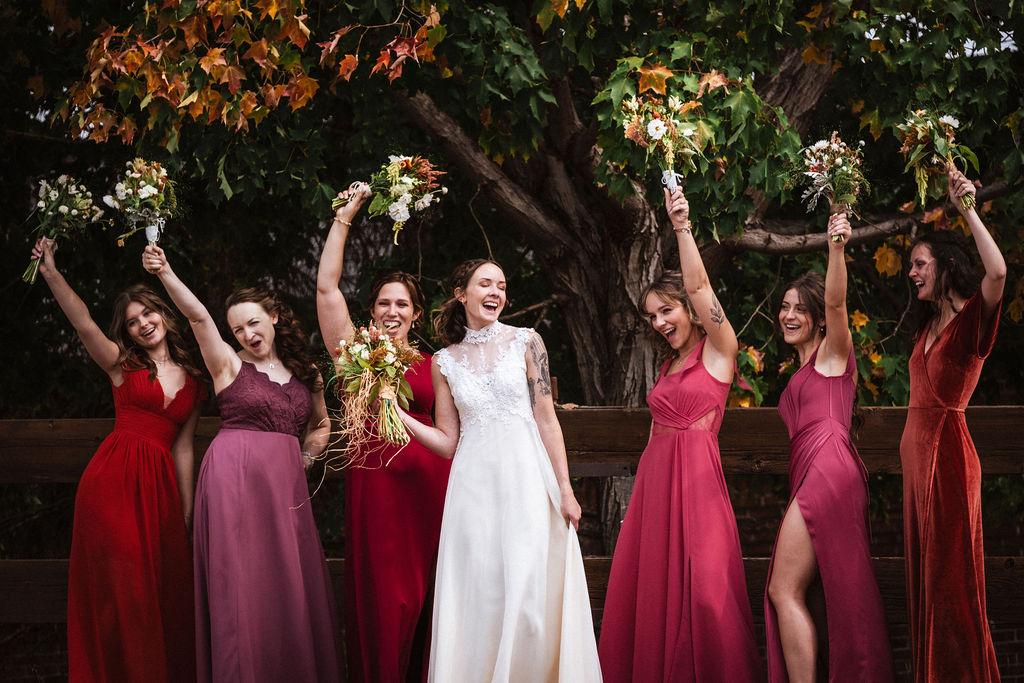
224;286;322;391
908;230;982;343
638;270;703;362
368;270;427;330
433;258;503;346
779;272;827;341
109;284;203;381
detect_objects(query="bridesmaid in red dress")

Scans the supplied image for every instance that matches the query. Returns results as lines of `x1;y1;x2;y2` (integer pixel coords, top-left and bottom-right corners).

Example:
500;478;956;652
32;237;204;683
317;184;450;681
764;214;892;682
900;169;1006;682
598;187;763;682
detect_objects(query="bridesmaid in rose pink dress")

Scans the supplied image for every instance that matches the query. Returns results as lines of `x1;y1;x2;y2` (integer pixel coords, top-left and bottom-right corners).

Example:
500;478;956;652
764;214;892;682
599;188;762;682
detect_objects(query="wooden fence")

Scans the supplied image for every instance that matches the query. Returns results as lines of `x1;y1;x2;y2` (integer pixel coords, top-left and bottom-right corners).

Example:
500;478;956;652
1;406;1022;626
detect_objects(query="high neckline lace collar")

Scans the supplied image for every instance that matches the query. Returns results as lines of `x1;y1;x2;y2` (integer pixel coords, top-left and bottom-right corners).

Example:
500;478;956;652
463;321;502;344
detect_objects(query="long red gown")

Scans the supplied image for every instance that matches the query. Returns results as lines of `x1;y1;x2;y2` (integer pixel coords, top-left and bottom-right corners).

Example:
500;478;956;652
599;338;763;682
764;346;892;682
67;367;204;683
899;291;1001;683
344;355;451;682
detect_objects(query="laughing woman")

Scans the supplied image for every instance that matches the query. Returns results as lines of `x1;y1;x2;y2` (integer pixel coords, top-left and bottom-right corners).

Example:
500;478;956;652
764;214;893;683
598;187;762;682
32;237;204;683
144;246;341;683
900;169;1006;682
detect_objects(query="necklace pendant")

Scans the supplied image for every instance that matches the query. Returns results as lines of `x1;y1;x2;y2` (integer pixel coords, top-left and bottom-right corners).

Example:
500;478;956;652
268;362;276;369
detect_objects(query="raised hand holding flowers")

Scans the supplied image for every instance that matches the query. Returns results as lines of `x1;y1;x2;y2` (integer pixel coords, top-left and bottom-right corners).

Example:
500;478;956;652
22;175;104;284
785;131;869;241
620;93;709;191
895;109;979;210
332;155;446;245
103;158;177;246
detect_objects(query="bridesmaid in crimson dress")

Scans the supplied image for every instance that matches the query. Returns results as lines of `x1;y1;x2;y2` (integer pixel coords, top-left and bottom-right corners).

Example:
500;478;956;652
144;246;341;683
317;184;450;681
764;214;892;682
900;169;1005;682
598;187;762;682
32;237;204;683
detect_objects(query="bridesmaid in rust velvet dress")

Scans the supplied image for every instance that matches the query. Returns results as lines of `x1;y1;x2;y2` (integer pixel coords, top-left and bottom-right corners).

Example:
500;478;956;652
317;184;450;681
764;214;892;683
900;169;1005;682
32;237;204;683
145;246;340;683
598;188;762;682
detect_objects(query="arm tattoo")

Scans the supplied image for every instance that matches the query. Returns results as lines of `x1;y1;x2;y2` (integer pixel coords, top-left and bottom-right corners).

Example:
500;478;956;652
527;378;537;408
528;335;553;403
709;295;725;326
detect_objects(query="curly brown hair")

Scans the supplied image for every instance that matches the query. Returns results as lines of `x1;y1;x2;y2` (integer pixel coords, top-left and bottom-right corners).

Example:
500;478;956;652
225;287;322;391
638;271;703;361
908;230;983;343
109;284;203;381
433;258;503;346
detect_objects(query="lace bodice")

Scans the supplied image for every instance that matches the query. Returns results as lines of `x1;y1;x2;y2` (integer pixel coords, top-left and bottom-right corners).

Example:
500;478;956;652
436;322;536;430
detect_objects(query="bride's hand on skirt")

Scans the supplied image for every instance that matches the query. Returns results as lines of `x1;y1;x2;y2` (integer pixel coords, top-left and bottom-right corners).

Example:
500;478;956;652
560;487;582;530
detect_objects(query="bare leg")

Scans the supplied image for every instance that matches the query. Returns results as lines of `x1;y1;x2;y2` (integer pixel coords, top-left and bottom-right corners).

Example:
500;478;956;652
768;501;819;683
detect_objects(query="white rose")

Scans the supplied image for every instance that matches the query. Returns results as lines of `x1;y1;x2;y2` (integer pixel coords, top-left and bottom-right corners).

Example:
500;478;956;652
647;119;667;140
58;205;68;214
938;115;960;129
114;183;127;200
414;195;432;212
71;209;78;216
388;202;411;223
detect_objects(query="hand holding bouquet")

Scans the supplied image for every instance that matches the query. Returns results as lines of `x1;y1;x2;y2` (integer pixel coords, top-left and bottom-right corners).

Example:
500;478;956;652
895;109;979;210
22;175;104;284
620;94;709;191
102;158;177;246
786;131;868;241
332;155;446;245
331;324;423;454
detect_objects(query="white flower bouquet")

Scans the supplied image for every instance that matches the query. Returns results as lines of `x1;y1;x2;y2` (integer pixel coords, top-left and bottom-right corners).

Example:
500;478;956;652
620;94;708;191
22;175;104;284
895;109;979;209
785;131;869;241
103;158;177;246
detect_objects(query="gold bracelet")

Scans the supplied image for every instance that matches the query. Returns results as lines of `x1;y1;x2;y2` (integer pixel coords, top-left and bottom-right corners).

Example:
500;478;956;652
673;224;691;234
333;217;351;227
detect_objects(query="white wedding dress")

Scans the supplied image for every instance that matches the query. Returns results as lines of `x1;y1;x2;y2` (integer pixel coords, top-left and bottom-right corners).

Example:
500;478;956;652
428;322;602;682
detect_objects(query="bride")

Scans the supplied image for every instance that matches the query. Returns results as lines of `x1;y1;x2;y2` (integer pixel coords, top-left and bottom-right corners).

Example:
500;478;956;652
397;258;602;682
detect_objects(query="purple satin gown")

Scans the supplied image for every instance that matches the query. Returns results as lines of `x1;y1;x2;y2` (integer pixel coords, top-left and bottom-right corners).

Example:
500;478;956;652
764;346;892;682
599;338;763;682
194;362;341;682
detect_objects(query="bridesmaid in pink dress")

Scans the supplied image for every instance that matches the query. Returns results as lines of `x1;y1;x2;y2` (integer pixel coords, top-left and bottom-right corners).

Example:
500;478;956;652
599;188;762;682
318;184;450;681
764;214;892;682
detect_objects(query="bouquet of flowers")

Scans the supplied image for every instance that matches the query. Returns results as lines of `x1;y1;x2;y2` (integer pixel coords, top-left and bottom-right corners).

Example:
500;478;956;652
895;109;979;209
331;324;424;454
620;94;708;191
332;155;447;245
22;175;105;284
102;158;177;246
786;131;869;241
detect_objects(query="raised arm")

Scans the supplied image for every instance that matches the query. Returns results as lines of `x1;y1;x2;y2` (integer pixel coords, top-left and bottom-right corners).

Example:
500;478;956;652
316;184;372;358
170;404;201;529
665;187;738;381
33;238;121;378
397;356;461;459
142;245;239;390
949;170;1006;322
526;331;580;530
818;213;854;375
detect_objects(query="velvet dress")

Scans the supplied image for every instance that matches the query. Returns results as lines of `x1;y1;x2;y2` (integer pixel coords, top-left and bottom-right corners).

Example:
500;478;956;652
598;338;762;682
67;367;204;683
344;354;451;682
764;346;892;682
193;361;341;683
899;291;1001;683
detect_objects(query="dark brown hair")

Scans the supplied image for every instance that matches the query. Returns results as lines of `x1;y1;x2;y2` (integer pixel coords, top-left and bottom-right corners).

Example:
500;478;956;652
909;230;982;342
368;270;427;330
780;271;827;341
638;270;703;361
224;286;322;391
109;284;203;381
433;258;503;346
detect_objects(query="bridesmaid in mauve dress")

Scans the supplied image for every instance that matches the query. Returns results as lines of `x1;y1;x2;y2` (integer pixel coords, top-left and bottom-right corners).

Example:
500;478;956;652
900;169;1005;682
32;237;204;683
764;213;892;683
598;188;762;682
145;246;341;683
317;183;450;681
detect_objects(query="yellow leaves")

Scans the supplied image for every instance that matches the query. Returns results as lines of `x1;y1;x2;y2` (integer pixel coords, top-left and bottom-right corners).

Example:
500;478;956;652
862;379;880;398
869;39;885;53
638;64;674;95
923;206;949;231
849;99;864;115
745;346;765;373
728;393;753;408
255;0;281;21
858;107;882;141
696;69;729;97
873;244;901;277
550;0;569;17
869;351;882;365
277;14;310;50
899;200;917;214
285;73;319;111
177;14;208;50
850;309;869;332
806;3;824;18
199;48;227;74
220;64;245;95
801;43;830;65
